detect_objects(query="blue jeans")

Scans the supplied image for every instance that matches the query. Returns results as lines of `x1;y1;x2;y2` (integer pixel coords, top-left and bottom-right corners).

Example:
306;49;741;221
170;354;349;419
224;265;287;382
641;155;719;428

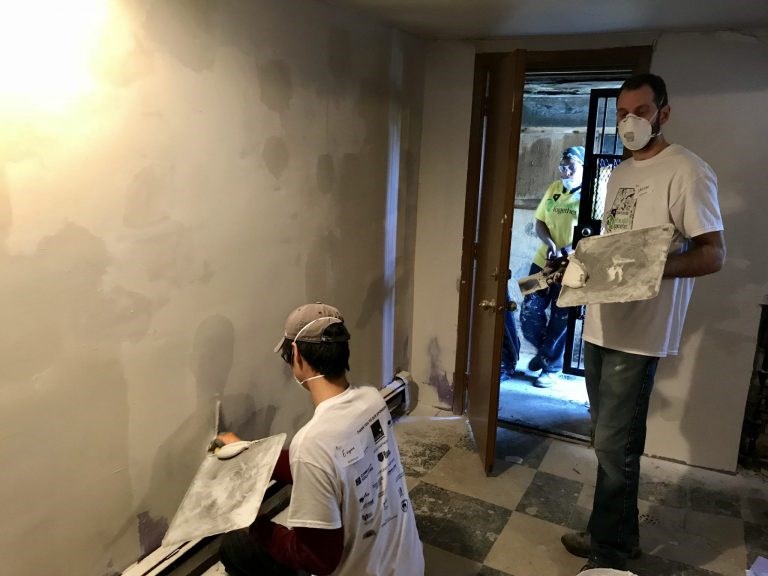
502;289;520;374
520;263;569;372
584;342;659;569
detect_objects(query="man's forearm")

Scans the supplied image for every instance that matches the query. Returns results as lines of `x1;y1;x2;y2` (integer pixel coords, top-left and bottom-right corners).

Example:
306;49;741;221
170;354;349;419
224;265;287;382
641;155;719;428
663;231;726;278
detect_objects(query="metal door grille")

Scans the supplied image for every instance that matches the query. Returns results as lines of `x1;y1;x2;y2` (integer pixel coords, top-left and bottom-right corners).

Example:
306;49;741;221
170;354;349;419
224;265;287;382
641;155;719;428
562;88;624;375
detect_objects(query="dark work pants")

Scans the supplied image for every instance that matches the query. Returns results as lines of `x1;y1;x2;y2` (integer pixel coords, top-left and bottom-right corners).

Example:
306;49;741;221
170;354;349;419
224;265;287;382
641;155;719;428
520;263;569;372
502;289;521;374
219;528;308;576
583;342;659;569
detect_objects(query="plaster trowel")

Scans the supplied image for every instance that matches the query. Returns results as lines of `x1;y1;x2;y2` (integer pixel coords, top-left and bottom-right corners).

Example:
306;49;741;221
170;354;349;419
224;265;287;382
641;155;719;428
208;399;252;459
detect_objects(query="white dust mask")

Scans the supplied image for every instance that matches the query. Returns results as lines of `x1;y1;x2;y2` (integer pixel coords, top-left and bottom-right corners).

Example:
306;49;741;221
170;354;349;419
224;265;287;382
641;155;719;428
618;112;659;151
294;374;325;390
561;177;579;190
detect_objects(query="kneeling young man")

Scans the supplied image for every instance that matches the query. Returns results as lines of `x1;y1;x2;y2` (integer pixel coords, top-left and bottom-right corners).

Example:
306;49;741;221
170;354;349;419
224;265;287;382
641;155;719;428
219;303;424;576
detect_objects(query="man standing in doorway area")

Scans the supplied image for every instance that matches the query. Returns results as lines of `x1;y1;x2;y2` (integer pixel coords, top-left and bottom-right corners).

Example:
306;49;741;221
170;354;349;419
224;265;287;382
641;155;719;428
218;303;425;576
520;146;584;388
560;74;726;572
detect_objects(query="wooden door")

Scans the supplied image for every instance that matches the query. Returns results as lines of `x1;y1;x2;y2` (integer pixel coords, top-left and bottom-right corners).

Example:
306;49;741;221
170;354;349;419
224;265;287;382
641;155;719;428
464;52;525;474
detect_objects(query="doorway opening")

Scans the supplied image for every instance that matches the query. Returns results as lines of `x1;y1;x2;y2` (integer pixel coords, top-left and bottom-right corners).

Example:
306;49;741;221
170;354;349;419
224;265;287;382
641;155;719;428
498;72;626;441
455;47;652;474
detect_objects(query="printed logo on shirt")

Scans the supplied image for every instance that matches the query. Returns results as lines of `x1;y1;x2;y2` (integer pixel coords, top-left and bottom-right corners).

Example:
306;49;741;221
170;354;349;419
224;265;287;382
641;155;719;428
606;187;638;232
354;463;374;486
358;491;370;504
369;419;385;445
401;499;409;512
362;529;376;540
377;449;391;463
335;436;365;467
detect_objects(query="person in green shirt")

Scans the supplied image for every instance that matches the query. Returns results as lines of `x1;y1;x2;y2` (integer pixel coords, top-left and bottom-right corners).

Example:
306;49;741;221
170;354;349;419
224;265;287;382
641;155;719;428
520;146;584;388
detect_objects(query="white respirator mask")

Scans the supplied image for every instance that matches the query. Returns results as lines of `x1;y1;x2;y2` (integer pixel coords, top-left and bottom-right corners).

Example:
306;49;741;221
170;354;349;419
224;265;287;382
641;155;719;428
618;111;660;151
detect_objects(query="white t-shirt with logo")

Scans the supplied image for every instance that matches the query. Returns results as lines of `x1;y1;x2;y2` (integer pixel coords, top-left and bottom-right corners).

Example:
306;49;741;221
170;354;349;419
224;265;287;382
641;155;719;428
287;384;424;576
582;144;723;357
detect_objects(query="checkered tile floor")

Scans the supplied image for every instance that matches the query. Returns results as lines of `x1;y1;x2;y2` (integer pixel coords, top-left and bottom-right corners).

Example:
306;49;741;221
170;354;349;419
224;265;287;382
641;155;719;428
394;410;768;576
205;408;768;576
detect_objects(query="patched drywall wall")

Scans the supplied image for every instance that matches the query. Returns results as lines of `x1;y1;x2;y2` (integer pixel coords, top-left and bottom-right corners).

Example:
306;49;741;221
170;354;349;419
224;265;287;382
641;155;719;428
410;41;475;409
414;29;768;471
642;30;768;471
0;1;424;573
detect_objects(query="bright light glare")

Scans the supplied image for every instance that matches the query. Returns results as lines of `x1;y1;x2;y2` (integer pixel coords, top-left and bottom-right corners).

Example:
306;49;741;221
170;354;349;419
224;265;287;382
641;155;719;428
0;0;108;112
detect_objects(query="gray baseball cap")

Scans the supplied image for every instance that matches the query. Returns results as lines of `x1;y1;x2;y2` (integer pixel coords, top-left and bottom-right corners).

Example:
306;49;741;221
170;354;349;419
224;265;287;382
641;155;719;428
273;303;350;352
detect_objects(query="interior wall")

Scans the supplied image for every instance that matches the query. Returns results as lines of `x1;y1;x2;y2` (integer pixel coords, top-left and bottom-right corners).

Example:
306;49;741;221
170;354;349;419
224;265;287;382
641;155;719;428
0;1;425;574
410;40;475;409
413;29;768;471
642;30;768;471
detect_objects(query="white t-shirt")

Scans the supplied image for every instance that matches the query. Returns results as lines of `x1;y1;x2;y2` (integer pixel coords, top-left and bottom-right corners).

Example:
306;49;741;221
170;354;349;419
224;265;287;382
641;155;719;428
582;144;723;357
287;384;424;576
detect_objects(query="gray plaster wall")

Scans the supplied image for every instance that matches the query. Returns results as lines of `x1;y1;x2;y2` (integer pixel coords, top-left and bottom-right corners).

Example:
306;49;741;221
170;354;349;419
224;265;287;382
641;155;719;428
410;41;476;409
0;1;425;573
413;29;768;472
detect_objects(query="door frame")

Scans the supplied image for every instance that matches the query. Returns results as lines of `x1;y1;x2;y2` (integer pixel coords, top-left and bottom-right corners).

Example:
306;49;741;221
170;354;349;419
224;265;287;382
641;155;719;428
453;46;653;415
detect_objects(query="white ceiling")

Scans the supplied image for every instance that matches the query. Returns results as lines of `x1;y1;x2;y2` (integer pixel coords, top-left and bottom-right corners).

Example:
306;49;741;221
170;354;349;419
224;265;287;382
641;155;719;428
324;0;768;39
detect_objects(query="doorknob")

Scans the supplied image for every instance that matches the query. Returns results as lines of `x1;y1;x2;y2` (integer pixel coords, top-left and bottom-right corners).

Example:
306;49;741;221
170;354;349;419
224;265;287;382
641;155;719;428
581;226;594;237
505;301;517;312
478;299;496;311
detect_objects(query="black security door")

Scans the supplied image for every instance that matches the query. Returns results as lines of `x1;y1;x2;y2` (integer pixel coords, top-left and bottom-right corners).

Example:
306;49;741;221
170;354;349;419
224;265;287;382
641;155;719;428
562;88;625;375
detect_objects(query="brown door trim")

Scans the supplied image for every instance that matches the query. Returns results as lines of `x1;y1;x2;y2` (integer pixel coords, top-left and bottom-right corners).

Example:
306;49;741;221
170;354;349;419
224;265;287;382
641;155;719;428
453;53;497;413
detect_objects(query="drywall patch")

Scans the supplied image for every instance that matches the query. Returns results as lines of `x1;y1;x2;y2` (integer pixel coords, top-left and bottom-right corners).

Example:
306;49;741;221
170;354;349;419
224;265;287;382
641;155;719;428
137;511;169;559
305;229;340;300
129;220;202;286
192;315;235;399
123;164;174;229
356;77;388;146
99;36;155;87
101;562;121;576
143;0;216;72
262;136;289;183
428;337;454;407
356;274;387;329
221;403;278;442
257;59;293;114
316;154;335;195
0;164;11;247
328;27;352;80
75;285;153;344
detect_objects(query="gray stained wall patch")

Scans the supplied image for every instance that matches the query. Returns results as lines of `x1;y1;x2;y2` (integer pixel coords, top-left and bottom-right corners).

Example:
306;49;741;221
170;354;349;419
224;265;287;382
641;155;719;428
257;60;293;114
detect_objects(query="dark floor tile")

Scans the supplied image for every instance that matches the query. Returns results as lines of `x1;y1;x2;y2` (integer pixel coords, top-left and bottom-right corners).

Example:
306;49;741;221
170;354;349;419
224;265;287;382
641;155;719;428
494;425;552;470
639;476;689;508
743;490;768;524
515;470;583;526
477;566;512;576
627;553;719;576
399;438;452;478
745;520;768;565
410;482;513;563
564;504;591;532
688;484;742;518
